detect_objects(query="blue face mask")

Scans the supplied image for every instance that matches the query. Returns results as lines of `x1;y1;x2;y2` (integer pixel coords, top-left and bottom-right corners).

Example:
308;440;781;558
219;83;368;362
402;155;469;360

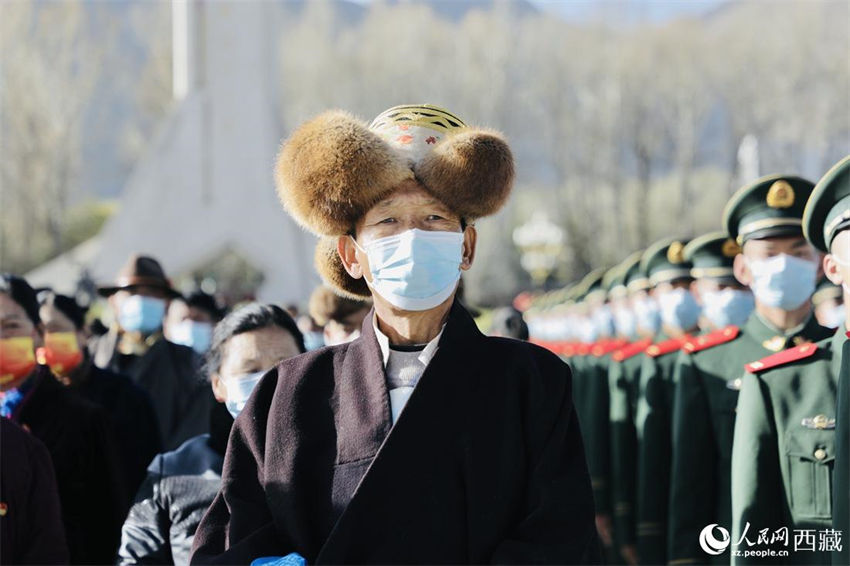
633;296;661;335
223;370;266;418
701;288;755;329
302;331;325;351
746;254;817;310
355;228;463;311
658;288;701;332
119;295;166;334
169;320;213;353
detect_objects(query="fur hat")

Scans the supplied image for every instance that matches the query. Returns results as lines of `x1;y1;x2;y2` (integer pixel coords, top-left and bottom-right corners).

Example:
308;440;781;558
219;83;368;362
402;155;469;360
275;105;515;298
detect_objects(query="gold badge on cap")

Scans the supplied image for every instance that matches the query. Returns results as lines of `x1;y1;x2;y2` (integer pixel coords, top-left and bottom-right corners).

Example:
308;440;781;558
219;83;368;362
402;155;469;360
722;239;741;258
667;241;685;264
766;180;795;209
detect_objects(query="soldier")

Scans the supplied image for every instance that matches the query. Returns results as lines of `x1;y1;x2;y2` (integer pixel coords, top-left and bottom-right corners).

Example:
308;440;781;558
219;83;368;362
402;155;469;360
568;269;625;556
730;155;849;564
834;336;849;566
668;175;833;564
611;238;698;565
635;232;753;565
689;232;755;332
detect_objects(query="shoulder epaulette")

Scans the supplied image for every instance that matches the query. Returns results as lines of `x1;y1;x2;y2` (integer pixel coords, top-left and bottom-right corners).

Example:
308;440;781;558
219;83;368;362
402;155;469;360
576;343;593;356
745;342;819;374
561;343;577;357
646;336;689;358
682;326;739;354
592;339;629;358
612;338;653;362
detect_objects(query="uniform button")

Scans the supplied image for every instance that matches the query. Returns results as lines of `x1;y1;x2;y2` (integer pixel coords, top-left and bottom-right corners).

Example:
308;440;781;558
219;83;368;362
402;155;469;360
814;448;827;461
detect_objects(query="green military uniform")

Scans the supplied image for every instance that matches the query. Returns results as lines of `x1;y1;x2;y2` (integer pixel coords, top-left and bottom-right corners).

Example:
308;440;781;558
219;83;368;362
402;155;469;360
635;233;737;565
609;247;676;556
731;326;843;565
731;155;850;565
668;174;833;564
834;338;849;566
570;269;618;524
809;154;850;566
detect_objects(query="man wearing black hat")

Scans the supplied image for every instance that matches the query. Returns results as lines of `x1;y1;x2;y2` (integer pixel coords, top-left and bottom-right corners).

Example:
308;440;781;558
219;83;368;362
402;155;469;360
668;175;833;564
91;254;213;451
729;156;849;565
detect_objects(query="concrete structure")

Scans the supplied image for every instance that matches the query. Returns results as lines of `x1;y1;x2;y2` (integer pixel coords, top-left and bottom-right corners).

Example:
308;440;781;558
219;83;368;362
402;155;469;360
29;0;317;303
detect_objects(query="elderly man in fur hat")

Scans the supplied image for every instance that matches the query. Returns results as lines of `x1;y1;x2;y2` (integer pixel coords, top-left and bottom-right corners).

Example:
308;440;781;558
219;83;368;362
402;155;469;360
191;105;600;564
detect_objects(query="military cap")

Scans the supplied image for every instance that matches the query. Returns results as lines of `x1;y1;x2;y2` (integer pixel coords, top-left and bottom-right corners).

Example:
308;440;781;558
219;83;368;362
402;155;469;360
812;277;843;308
802;155;850;253
641;237;693;286
723;174;815;245
614;251;646;294
604;263;628;299
577;268;607;303
682;231;741;280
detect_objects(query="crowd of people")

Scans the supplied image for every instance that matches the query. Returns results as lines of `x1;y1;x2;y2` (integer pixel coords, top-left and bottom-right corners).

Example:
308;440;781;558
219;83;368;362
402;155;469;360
525;158;850;565
0;102;847;566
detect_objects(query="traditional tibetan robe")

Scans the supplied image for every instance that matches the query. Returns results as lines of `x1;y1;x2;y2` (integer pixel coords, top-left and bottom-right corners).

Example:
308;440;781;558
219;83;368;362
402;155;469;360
191;301;601;564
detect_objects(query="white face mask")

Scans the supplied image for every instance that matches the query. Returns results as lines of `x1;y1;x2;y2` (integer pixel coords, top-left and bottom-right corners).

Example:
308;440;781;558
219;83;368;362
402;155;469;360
701;288;755;329
746;254;818;310
223;370;266;419
657;288;702;332
633;296;661;335
169;320;213;353
354;229;464;311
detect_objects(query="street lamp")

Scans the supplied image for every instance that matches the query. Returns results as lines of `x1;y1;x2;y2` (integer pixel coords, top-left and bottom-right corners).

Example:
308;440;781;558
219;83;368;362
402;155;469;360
513;212;565;288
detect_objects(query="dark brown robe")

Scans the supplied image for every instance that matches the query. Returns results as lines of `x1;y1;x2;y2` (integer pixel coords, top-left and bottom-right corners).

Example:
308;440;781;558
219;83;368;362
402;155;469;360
191;301;600;564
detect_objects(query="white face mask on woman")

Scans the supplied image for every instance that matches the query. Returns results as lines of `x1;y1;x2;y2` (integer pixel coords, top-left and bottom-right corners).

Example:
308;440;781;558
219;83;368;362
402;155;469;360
746;254;818;310
223;370;266;419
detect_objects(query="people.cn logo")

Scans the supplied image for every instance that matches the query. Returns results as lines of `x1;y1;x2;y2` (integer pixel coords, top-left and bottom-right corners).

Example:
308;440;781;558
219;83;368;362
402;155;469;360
699;524;731;555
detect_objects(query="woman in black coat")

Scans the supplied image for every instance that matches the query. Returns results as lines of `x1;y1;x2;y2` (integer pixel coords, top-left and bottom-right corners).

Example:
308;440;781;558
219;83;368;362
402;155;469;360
191;105;600;564
38;291;163;500
0;418;68;564
1;274;127;564
118;304;305;565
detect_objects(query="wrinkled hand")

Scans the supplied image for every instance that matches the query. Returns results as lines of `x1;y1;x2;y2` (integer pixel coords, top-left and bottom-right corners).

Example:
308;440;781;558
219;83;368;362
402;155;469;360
620;543;638;566
595;514;613;547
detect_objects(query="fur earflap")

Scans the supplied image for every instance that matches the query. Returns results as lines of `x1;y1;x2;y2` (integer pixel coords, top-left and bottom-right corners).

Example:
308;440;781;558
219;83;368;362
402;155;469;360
275;110;414;236
415;128;515;220
313;237;371;299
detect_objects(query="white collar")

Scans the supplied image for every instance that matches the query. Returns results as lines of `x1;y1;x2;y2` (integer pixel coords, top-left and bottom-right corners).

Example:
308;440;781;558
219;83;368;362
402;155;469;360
372;313;444;369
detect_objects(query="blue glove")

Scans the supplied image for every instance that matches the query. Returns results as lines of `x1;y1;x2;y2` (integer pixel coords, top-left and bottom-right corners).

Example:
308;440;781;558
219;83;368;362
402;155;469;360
250;553;307;566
